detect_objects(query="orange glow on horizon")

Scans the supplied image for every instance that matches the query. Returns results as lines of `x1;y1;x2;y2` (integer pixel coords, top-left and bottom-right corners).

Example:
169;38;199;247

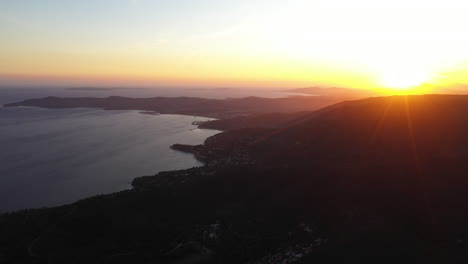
2;0;468;92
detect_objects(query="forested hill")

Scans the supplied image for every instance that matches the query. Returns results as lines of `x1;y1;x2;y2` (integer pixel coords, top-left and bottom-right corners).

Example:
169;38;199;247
3;95;468;263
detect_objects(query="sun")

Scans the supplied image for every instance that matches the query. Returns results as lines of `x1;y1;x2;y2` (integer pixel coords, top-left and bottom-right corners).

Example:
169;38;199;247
380;69;428;90
371;60;434;94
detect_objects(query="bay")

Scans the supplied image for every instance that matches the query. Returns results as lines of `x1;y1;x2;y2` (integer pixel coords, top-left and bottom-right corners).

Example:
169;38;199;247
0;106;219;212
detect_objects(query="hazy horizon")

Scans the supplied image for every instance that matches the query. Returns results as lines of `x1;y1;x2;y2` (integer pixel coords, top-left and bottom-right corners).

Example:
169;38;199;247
3;0;468;93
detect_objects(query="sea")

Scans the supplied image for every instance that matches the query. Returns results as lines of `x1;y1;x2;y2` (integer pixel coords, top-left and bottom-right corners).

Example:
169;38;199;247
0;87;296;213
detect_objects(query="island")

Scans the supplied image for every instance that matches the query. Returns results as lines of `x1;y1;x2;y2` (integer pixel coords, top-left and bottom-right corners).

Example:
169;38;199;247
4;95;356;119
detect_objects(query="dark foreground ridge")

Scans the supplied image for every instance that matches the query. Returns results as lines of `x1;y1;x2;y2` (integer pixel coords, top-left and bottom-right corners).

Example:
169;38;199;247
2;94;468;263
4;95;351;119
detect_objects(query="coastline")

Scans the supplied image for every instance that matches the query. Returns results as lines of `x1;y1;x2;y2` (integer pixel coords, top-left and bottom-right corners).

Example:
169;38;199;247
0;107;220;213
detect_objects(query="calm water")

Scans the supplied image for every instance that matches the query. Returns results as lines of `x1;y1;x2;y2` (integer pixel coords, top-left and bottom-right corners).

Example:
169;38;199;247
0;106;219;212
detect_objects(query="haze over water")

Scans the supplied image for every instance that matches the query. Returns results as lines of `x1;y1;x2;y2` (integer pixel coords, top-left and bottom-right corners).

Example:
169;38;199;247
0;86;297;106
0;105;219;212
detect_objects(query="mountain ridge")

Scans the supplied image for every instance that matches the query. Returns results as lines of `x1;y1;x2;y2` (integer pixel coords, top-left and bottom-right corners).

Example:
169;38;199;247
3;94;468;263
4;95;355;119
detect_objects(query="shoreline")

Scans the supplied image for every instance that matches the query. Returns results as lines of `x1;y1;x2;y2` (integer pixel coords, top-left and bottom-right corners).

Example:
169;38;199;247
0;107;220;213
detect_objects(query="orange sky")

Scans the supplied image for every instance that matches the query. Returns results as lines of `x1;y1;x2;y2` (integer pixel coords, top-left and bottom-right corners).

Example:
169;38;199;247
2;0;468;92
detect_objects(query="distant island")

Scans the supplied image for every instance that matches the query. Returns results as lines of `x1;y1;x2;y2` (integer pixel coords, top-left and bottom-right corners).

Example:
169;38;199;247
66;87;138;91
284;86;379;97
4;95;357;119
139;111;160;115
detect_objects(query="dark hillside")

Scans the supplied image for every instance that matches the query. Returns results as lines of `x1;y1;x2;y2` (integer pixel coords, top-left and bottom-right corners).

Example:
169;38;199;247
3;95;468;263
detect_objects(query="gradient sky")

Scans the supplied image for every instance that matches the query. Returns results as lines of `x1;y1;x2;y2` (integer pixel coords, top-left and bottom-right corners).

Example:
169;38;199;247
2;0;468;90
